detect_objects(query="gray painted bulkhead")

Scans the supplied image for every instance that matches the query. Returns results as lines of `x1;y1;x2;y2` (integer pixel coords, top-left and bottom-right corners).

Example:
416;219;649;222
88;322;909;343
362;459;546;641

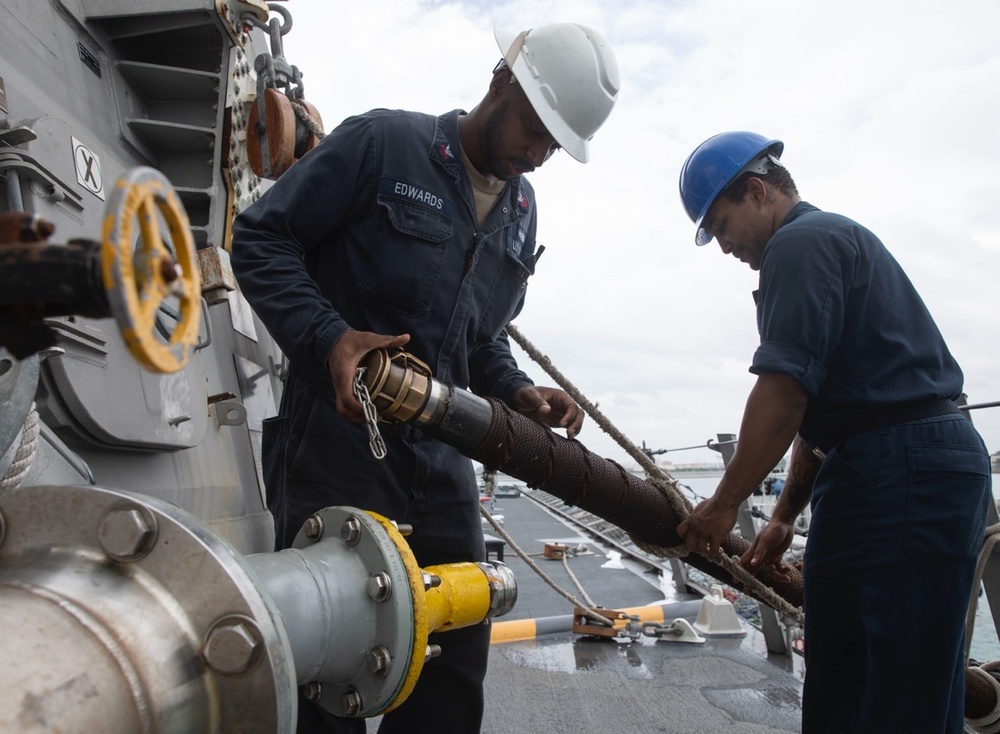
0;0;283;553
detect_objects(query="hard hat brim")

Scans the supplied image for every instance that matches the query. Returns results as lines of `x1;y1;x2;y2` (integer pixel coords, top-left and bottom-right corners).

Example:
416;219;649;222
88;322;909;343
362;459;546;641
494;27;519;62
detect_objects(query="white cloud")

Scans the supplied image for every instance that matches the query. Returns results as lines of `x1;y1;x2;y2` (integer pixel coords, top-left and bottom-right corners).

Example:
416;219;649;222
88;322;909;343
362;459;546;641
277;0;1000;468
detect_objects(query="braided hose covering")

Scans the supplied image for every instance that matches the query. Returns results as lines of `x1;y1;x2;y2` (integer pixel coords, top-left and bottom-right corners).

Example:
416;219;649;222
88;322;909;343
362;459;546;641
471;399;803;610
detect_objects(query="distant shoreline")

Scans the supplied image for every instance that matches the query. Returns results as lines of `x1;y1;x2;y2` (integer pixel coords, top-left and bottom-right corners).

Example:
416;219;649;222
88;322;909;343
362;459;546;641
655;470;725;478
483;465;1000;483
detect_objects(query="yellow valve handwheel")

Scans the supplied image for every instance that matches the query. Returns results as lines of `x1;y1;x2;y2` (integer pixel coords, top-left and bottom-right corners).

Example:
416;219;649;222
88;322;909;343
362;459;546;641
101;167;201;373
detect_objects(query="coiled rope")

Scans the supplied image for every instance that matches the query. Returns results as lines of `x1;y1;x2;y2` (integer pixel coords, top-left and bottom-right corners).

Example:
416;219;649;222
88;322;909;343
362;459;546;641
960;520;1000;731
0;403;38;493
968;523;1000;664
967;660;1000;733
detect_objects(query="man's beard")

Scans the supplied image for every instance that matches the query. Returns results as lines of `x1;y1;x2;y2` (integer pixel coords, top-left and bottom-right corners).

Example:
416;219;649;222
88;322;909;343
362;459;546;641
479;99;511;181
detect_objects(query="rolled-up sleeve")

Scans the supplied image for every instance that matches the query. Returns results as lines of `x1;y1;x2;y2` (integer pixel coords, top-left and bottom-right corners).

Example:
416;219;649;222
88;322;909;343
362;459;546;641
748;225;853;398
751;341;829;396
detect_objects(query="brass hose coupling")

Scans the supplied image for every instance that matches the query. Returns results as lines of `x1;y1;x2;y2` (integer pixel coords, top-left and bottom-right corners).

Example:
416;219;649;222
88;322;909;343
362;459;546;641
359;348;493;452
359;349;438;423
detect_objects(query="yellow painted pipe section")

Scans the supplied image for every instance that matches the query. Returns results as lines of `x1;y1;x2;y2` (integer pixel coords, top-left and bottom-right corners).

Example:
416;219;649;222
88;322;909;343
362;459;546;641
490;603;670;644
366;515;494;715
423;562;492;634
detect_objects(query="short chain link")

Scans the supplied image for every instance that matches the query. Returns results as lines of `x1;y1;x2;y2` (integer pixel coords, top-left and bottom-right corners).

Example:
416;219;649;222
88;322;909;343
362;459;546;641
353;367;386;460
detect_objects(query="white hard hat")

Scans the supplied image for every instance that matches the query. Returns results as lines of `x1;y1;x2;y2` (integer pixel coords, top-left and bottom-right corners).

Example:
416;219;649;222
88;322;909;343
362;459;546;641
495;23;620;163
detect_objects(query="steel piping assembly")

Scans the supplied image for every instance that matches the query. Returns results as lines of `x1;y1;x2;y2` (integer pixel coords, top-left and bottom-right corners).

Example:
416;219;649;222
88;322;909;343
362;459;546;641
0;485;515;732
360;348;805;611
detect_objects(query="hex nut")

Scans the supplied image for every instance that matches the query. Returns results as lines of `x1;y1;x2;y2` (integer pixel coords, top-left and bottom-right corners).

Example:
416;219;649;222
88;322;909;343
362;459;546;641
341;688;363;717
366;572;392;602
204;618;262;676
302;681;323;703
341;516;362;545
367;645;391;677
304;515;324;541
98;505;157;561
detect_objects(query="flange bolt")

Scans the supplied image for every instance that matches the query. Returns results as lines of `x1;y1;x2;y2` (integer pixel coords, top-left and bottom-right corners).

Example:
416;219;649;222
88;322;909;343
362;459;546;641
341;516;362;546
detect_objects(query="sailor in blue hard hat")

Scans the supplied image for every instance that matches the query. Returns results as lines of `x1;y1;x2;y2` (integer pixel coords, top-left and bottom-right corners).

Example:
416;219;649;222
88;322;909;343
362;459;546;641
674;131;989;734
678;131;788;257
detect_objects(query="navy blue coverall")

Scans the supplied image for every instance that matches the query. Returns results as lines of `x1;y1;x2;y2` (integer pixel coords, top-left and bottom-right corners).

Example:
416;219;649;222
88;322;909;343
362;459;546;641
751;202;992;733
231;108;541;734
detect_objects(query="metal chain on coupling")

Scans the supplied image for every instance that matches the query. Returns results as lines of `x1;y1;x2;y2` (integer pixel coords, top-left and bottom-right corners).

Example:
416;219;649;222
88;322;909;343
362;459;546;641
353;367;387;460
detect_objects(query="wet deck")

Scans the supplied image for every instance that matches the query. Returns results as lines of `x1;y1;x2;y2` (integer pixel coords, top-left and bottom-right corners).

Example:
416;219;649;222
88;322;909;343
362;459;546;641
363;489;804;732
479;490;804;734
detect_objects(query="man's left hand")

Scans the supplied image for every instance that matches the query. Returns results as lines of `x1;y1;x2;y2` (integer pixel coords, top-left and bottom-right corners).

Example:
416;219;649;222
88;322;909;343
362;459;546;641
513;386;584;439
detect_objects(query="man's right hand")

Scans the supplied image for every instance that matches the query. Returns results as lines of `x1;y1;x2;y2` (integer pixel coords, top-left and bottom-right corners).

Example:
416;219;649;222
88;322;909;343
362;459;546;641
327;330;410;422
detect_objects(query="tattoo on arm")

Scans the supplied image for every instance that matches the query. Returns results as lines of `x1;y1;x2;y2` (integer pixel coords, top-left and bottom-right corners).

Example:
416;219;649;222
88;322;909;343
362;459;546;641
775;438;821;520
782;464;816;516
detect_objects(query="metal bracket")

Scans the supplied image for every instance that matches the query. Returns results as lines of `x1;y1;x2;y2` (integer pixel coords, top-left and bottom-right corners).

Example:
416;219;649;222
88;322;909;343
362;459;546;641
0;126;37;146
641;618;706;644
572;607;642;640
210;399;247;427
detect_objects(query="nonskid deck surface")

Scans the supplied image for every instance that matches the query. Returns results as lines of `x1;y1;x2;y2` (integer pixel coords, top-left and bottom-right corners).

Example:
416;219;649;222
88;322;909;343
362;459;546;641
479;490;803;734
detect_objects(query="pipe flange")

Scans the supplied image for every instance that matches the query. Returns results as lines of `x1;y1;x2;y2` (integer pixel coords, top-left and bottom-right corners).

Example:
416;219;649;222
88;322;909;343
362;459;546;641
0;485;296;732
291;507;427;717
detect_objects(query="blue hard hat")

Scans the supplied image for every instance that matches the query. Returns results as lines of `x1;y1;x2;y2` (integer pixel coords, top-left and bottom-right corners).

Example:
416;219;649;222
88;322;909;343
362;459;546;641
678;131;784;246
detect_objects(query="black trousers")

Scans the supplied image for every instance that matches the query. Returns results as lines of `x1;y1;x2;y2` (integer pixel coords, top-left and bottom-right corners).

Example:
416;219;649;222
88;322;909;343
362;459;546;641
801;414;991;733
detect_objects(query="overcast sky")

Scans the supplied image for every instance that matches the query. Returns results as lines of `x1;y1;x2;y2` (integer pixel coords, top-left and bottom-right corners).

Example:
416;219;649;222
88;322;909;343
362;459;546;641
274;0;1000;470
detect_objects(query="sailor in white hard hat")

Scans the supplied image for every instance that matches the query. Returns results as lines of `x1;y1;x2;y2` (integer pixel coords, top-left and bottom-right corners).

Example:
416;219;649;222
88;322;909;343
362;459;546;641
458;23;619;183
232;23;621;734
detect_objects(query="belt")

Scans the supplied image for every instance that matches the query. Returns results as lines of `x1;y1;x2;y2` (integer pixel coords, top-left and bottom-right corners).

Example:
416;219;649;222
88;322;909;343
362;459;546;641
808;398;963;456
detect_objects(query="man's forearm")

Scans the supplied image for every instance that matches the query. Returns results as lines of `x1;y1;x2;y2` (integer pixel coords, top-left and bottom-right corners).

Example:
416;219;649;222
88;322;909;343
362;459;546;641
770;435;820;524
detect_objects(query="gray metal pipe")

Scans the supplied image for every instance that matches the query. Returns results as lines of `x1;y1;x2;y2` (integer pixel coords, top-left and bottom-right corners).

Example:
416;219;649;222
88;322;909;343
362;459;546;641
6;168;23;211
246;536;387;684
